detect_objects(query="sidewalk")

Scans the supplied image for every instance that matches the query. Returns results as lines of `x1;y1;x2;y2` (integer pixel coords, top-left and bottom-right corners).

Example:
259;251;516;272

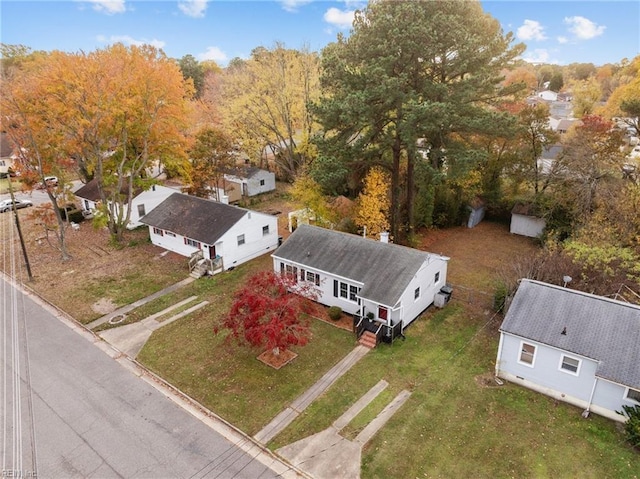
254;344;370;444
86;276;195;329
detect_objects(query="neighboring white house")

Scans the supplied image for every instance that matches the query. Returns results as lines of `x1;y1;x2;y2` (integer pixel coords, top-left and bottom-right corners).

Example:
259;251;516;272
0;132;17;175
74;179;177;229
510;203;546;238
140;193;279;274
272;225;450;338
223;166;276;198
496;279;640;423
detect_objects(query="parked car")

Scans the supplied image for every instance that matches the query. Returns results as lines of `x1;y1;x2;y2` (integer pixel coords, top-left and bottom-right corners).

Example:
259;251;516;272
35;176;59;189
0;198;33;213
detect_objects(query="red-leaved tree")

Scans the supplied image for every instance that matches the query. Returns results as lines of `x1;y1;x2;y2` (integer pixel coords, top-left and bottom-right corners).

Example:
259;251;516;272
216;270;319;356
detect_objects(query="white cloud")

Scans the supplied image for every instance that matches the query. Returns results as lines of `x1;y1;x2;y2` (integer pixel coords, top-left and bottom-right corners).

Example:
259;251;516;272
522;48;560;65
198;46;228;63
324;7;355;29
564;16;605;40
178;0;208;18
100;35;166;49
516;20;547;41
86;0;126;15
557;36;568;44
279;0;313;13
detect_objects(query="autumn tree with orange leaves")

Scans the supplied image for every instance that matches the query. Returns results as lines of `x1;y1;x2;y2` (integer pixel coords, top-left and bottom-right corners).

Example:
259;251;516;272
2;44;193;245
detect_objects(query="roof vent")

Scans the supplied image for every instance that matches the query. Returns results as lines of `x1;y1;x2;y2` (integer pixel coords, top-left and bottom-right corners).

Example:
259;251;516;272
561;327;567;335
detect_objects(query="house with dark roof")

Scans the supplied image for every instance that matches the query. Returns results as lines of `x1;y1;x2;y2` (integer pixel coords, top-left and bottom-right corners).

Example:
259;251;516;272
74;179;177;230
222;166;276;200
496;279;640;422
272;225;450;342
141;193;278;275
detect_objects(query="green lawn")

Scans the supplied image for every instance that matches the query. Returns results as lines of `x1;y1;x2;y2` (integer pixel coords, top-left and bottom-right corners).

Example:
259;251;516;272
130;224;639;478
137;254;357;435
270;303;640;478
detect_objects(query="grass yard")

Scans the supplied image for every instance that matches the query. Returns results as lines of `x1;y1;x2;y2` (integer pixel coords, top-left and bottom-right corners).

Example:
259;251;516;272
271;303;639;478
138;273;356;434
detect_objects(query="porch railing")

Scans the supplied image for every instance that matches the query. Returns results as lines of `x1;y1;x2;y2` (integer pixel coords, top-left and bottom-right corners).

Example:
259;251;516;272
188;250;204;271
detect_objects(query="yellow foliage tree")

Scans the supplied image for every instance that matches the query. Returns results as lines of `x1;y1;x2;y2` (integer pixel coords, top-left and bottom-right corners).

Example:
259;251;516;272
355;166;391;240
217;44;320;180
289;173;335;227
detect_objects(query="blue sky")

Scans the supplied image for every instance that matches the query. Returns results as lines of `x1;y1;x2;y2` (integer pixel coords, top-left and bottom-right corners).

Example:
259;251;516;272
1;1;638;66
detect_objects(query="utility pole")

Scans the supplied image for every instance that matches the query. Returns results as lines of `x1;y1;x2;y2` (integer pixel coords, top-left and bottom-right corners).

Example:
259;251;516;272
8;179;33;281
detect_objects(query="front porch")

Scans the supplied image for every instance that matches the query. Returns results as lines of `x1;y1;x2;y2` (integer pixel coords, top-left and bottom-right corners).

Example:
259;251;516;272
189;250;223;278
353;314;403;348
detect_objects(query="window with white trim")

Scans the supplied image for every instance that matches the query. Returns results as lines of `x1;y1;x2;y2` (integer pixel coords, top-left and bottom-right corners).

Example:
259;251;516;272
414;287;420;300
306;271;320;286
237;234;245;246
559;355;580;375
626;388;640;404
260;179;265;186
340;282;348;299
349;285;358;301
284;264;298;282
434;272;440;283
137;204;146;216
262;225;269;236
153;227;163;236
519;342;536;366
184;238;201;249
166;231;176;237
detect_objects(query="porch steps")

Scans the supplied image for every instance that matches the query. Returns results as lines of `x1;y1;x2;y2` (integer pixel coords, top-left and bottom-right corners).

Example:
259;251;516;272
189;259;208;279
359;331;377;349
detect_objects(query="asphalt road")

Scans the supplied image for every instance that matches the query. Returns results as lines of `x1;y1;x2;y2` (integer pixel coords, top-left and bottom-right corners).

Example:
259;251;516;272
0;275;289;479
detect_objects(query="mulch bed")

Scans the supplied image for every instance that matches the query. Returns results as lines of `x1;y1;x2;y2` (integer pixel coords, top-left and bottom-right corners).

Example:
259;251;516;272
305;301;354;332
257;348;298;369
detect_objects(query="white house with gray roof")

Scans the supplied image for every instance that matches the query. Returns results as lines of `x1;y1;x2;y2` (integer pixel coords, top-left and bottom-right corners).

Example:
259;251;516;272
272;225;449;337
496;279;640;422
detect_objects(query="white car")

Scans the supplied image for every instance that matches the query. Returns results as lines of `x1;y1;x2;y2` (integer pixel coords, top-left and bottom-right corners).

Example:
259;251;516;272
0;198;33;213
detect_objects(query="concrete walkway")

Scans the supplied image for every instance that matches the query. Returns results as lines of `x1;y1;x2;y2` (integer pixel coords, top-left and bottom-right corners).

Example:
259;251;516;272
276;380;411;479
87;276;195;329
99;298;208;358
254;345;370;444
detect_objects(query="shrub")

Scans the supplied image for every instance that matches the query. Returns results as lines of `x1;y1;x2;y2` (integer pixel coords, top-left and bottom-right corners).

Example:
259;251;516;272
618;404;640;449
328;306;343;321
493;281;509;313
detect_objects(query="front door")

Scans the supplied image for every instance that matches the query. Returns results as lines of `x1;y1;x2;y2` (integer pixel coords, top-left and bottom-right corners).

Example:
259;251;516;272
208;245;216;260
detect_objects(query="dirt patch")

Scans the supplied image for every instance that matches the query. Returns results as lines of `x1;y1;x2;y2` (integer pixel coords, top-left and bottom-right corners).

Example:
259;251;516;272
1;210;187;322
475;372;505;388
257;348;298;369
92;297;118;315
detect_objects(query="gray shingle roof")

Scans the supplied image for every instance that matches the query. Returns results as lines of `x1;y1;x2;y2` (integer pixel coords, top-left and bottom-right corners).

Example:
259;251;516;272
500;279;640;389
272;225;447;307
140;193;246;244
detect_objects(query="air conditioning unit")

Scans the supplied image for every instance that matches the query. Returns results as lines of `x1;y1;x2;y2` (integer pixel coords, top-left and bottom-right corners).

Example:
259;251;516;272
434;292;447;308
